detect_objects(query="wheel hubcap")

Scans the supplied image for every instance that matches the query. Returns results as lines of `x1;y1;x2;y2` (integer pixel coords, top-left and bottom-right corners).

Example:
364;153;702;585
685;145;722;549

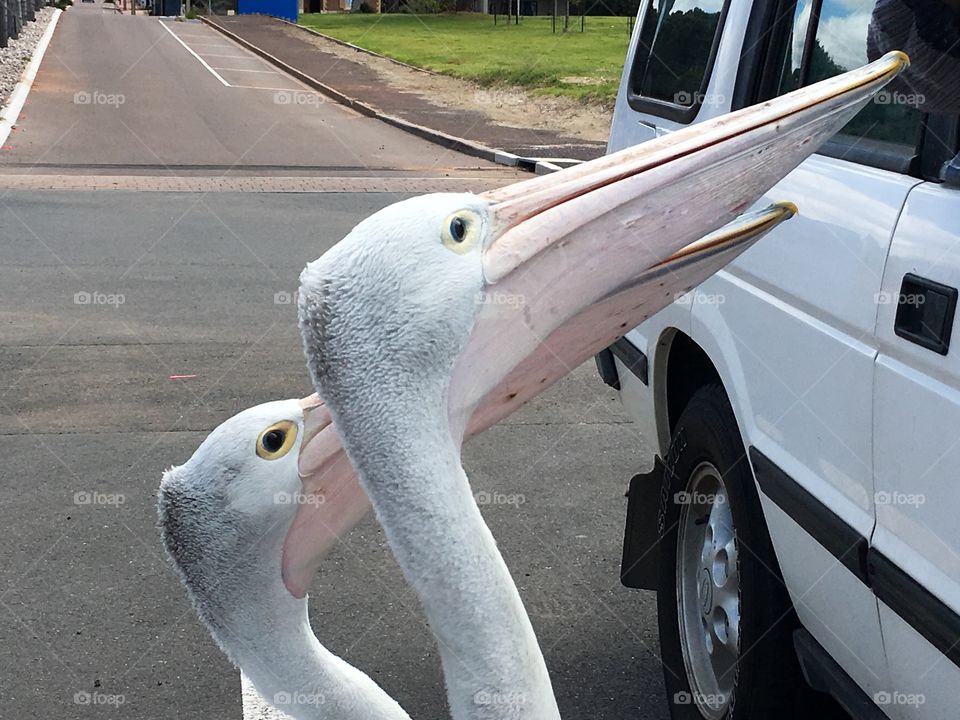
676;462;739;719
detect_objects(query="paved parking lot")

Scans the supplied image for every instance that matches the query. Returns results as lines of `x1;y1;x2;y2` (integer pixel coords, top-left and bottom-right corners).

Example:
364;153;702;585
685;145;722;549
4;3;503;172
158;19;304;92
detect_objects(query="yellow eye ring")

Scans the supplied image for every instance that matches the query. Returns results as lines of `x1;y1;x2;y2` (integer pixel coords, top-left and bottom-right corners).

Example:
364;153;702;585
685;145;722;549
441;210;481;254
256;420;298;460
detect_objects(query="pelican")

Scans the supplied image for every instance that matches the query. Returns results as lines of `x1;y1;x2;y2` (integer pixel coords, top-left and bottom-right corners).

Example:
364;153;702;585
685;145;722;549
157;397;409;720
293;53;908;720
157;206;795;720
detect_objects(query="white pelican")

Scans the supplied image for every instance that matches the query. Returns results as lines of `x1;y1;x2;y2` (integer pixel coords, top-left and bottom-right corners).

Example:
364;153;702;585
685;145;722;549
293;54;908;720
157;205;795;720
155;201;794;719
158;397;409;720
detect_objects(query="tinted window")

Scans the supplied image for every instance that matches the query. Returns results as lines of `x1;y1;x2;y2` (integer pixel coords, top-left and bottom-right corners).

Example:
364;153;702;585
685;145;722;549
631;0;726;107
779;0;923;150
774;0;812;96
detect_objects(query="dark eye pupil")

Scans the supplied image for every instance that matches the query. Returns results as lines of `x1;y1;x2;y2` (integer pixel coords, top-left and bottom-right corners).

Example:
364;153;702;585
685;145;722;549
450;217;466;242
262;429;285;453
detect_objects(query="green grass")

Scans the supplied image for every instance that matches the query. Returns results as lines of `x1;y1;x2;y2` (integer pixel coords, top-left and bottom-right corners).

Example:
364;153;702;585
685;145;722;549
298;13;630;104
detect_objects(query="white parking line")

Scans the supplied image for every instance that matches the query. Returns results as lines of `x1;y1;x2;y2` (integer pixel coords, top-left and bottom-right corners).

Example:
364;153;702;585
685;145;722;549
231;85;310;91
159;21;230;86
198;53;251;59
212;67;279;74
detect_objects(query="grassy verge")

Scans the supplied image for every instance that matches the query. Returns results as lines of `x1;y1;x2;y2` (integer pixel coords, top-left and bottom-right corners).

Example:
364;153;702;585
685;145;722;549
298;13;630;104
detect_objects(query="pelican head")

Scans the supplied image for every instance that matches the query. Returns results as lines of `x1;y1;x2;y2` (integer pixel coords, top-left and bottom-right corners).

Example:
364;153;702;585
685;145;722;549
157;397;368;667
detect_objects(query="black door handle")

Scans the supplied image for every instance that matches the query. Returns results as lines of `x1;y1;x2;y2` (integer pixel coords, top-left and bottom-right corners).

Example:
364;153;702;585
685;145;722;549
893;273;958;355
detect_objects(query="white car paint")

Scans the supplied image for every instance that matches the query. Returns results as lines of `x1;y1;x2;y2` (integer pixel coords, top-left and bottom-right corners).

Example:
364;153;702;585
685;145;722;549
609;1;960;717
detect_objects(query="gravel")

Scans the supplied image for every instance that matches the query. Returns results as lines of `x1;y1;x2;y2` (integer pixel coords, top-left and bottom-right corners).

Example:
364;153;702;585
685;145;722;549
1;6;56;116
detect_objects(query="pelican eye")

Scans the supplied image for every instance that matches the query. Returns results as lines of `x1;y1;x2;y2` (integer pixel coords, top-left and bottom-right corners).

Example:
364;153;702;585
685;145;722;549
451;216;468;242
441;210;480;254
256;420;297;460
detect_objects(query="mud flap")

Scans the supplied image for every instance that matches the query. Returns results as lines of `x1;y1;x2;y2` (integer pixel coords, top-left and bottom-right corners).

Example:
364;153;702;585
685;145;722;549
620;456;667;590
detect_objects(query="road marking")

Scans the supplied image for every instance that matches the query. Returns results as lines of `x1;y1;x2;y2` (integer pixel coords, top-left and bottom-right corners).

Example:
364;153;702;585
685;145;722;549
158;21;230;87
0;174;518;193
197;53;251;59
231;85;309;91
212;67;279;74
0;9;63;148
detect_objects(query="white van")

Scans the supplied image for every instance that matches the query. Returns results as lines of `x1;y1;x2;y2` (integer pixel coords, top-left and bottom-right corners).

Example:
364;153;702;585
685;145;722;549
599;2;960;719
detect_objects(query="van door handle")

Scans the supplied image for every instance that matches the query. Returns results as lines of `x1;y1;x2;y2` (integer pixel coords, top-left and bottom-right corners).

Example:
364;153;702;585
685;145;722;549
893;273;959;355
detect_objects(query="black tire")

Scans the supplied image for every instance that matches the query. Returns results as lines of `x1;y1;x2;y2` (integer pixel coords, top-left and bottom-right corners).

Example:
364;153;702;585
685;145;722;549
655;384;817;720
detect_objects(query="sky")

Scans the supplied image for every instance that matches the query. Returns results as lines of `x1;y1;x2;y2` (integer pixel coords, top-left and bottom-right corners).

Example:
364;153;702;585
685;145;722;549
791;0;872;71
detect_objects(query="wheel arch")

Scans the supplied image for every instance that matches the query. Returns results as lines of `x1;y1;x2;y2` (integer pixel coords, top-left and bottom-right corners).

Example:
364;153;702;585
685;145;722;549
652;328;724;456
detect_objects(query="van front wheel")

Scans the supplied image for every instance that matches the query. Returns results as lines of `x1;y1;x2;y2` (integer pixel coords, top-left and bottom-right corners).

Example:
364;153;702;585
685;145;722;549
656;385;802;720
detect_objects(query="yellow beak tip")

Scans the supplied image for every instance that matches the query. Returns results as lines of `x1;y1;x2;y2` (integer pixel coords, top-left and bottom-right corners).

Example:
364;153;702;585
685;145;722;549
888;50;911;70
775;200;800;217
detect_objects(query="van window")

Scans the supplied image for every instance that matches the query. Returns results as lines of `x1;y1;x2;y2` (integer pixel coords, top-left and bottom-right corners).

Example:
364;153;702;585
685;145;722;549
628;0;729;121
778;0;922;154
773;1;811;96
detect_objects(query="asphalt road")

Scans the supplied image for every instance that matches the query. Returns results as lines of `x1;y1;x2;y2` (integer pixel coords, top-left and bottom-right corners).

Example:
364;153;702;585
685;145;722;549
0;191;665;720
0;5;667;719
3;2;501;173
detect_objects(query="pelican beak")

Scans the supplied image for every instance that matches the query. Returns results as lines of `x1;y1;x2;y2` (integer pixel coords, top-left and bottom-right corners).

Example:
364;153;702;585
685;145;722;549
447;51;908;425
282;394;372;599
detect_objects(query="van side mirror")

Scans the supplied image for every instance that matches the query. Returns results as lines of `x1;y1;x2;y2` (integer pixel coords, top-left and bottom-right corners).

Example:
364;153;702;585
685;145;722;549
943;152;960;187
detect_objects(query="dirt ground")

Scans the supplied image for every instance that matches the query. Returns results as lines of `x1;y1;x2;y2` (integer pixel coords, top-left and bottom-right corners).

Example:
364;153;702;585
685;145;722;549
282;24;615;144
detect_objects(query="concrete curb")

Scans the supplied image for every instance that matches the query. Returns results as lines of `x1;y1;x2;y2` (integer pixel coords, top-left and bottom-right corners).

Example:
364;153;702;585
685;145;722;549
0;8;63;148
200;16;528;171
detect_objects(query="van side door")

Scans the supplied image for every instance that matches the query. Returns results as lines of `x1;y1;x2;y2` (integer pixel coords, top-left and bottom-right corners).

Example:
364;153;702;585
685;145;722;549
871;126;960;718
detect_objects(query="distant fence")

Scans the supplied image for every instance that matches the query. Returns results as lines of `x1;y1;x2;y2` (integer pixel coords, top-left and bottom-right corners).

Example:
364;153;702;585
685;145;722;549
1;0;54;51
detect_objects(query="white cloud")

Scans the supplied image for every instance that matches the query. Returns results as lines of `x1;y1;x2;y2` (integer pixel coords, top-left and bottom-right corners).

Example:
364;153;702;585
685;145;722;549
816;10;871;70
671;0;724;13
